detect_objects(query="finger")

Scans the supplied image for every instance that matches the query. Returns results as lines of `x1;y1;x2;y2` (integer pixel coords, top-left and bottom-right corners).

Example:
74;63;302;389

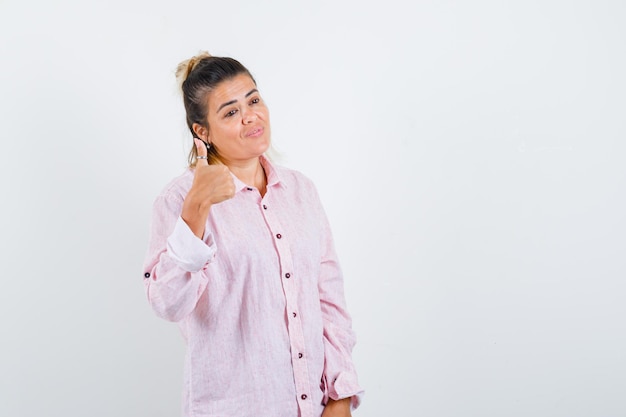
194;138;209;166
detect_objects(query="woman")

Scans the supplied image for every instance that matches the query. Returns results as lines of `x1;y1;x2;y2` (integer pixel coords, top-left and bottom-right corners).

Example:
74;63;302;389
143;52;363;417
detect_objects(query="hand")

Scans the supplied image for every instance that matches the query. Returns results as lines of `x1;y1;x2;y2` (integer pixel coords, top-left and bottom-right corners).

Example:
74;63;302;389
321;398;352;417
189;139;235;205
182;139;235;238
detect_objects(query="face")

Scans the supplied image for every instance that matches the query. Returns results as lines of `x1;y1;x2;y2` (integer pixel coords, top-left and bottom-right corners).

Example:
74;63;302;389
194;74;271;165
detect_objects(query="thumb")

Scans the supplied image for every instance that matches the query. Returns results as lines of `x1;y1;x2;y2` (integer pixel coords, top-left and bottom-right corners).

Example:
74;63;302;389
194;138;209;166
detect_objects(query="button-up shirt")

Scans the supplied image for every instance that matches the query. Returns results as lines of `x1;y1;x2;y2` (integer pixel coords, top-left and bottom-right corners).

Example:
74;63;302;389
143;156;363;417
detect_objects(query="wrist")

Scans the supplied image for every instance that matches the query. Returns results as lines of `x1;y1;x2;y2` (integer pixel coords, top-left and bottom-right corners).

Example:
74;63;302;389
183;192;211;216
326;397;351;409
182;195;211;238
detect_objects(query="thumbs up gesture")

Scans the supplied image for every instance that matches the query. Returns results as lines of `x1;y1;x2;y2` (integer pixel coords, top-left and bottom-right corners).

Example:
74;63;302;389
182;139;236;238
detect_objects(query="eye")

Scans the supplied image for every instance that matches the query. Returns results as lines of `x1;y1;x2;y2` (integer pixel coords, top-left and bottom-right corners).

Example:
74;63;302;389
225;109;238;118
250;97;260;105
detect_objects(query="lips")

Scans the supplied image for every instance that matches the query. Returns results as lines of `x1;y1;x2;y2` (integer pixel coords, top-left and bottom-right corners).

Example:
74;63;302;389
245;126;264;138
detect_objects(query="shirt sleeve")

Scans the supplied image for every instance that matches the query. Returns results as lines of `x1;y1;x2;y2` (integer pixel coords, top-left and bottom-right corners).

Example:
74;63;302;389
142;192;216;322
314;189;365;409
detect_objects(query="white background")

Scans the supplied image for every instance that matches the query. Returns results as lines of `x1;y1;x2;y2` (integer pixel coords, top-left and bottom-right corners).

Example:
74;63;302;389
1;0;625;416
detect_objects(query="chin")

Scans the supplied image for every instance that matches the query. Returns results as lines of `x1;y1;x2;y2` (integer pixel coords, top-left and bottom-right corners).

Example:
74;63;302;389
258;139;271;154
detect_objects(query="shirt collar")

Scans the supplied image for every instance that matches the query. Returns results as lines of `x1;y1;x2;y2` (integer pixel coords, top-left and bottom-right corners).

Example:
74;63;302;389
230;154;285;192
260;154;283;189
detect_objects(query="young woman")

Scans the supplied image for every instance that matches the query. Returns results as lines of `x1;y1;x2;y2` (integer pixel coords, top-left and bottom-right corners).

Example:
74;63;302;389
143;52;363;417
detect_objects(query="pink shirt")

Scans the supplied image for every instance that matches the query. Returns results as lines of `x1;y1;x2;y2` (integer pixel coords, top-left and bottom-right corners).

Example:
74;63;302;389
143;156;363;417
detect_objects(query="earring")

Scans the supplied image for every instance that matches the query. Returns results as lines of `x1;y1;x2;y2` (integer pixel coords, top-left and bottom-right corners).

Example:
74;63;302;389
195;137;211;151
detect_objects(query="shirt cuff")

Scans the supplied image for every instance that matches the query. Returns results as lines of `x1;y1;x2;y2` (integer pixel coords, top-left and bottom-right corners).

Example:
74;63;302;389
165;216;216;272
322;372;364;410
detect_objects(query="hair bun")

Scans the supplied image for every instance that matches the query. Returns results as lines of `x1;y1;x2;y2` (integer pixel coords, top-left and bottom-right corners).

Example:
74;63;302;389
175;51;212;91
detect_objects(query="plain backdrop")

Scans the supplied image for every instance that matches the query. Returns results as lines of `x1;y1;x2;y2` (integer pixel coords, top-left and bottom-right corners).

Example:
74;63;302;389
1;0;625;416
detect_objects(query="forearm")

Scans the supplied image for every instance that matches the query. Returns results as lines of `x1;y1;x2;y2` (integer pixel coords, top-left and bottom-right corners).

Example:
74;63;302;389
181;190;212;239
322;397;352;417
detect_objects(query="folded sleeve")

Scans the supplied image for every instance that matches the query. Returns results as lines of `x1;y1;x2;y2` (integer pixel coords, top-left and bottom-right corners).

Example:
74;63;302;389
166;216;216;272
314;190;364;409
142;193;216;322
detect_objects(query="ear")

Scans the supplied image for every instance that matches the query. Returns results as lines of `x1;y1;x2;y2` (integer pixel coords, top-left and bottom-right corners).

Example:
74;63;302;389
192;123;210;141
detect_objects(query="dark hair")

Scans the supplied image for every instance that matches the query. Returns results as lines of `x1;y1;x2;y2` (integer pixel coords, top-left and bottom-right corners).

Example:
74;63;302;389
176;52;256;165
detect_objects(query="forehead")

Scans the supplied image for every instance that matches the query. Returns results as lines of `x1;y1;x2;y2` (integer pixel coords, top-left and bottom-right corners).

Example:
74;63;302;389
208;74;257;109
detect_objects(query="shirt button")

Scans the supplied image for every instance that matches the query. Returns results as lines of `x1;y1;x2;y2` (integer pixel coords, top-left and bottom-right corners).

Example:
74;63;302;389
285;273;291;279
292;312;297;318
298;353;303;358
246;187;253;191
276;233;282;239
301;394;307;400
263;204;267;210
144;272;150;278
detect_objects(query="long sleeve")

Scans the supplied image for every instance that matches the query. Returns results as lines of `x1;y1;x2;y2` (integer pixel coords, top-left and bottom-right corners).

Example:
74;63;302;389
142;192;216;322
316;194;364;409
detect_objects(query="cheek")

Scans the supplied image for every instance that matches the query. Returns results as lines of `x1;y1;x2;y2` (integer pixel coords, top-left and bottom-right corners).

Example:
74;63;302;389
211;121;238;140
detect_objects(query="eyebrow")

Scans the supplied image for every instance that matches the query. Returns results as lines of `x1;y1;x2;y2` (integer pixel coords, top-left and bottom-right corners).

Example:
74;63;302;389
216;89;259;113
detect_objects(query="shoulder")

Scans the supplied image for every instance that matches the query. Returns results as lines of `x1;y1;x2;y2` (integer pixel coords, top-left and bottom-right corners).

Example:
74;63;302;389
270;163;327;211
154;168;194;203
273;164;318;191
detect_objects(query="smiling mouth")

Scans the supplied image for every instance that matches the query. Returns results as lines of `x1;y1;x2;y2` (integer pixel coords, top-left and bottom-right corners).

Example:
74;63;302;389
246;127;264;138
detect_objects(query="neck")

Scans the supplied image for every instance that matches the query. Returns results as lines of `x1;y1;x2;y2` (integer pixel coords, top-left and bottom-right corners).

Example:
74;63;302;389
225;156;267;193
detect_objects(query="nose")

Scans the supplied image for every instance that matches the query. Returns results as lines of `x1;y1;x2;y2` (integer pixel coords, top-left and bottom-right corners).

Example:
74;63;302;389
242;108;257;124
